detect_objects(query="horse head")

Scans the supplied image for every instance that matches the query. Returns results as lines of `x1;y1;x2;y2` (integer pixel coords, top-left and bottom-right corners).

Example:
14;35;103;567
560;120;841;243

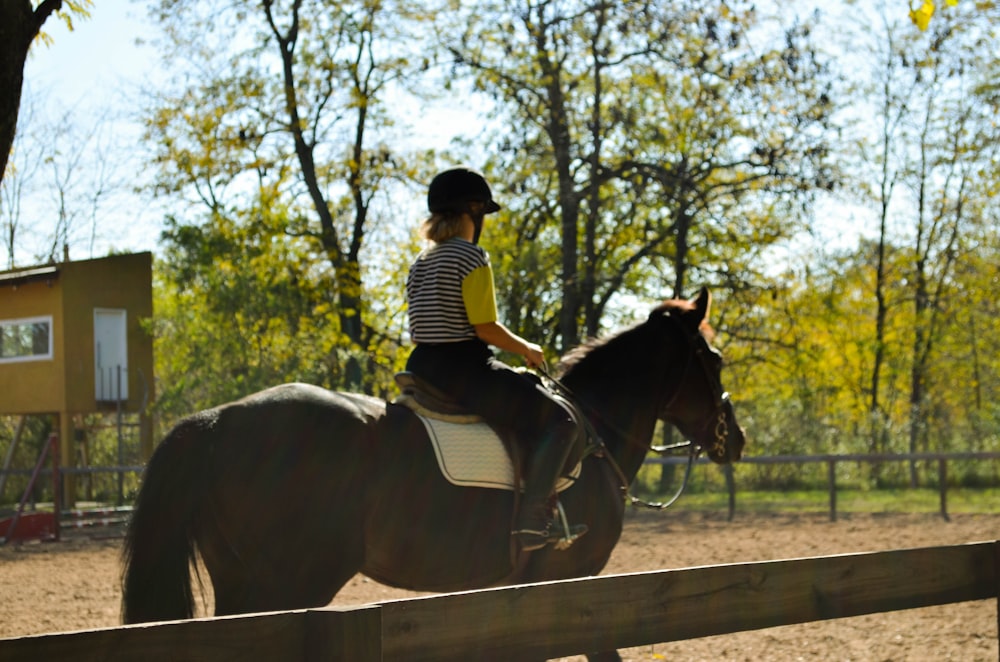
654;287;746;464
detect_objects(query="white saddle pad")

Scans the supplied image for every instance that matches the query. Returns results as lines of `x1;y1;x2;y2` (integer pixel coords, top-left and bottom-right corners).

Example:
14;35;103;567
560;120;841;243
415;413;580;492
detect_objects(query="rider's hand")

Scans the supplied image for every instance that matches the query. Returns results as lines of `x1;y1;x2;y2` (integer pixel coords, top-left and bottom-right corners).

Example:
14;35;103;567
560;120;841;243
523;343;546;370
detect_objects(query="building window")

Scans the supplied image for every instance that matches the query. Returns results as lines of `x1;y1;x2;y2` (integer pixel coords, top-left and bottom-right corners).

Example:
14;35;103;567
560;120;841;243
94;308;129;401
0;316;53;363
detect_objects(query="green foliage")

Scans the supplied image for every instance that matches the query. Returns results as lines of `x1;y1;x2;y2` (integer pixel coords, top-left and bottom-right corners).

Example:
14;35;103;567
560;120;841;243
144;0;426;412
670;487;1000;515
627;452;1000;504
134;0;1000;471
720;2;1000;468
0;416;53;508
71;413;144;503
153;208;346;423
439;0;836;348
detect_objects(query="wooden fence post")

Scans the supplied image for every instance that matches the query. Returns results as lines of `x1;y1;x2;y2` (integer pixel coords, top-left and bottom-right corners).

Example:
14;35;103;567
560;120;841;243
50;434;61;541
995;541;1000;662
724;464;735;521
938;458;950;522
827;458;837;522
305;606;381;661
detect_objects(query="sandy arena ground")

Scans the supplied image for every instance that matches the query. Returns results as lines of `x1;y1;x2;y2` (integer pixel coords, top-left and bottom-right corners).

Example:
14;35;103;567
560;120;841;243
0;510;996;661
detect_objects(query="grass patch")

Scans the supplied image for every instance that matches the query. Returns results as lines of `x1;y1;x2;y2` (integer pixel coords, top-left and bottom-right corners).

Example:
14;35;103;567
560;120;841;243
644;487;1000;515
632;462;1000;515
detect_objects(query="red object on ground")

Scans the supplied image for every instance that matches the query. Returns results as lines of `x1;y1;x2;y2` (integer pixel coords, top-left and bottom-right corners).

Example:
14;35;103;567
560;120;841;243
0;512;58;543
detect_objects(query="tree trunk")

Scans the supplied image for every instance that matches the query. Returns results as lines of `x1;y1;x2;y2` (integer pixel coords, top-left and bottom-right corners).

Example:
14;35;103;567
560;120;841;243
266;1;371;391
529;4;581;351
0;1;36;185
0;0;65;185
337;263;365;390
868;40;898;485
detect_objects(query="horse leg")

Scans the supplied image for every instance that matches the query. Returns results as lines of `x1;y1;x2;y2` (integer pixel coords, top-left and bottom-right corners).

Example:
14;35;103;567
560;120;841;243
203;534;363;616
195;497;365;616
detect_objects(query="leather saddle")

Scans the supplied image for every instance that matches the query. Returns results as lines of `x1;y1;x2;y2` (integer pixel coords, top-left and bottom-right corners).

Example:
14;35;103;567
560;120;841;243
394;372;483;421
393;371;590;479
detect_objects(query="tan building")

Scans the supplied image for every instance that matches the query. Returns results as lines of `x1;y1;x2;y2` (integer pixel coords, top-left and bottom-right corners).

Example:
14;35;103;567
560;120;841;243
0;252;154;503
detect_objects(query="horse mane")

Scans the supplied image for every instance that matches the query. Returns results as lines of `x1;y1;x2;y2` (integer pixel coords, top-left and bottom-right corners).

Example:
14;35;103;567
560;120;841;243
556;298;713;378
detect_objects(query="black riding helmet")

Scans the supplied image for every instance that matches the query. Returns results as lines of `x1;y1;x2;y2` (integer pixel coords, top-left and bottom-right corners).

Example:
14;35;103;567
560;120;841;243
427;167;502;215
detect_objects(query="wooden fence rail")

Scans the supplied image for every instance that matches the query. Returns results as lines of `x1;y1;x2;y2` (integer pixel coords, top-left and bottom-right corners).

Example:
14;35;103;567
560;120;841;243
1;541;996;661
651;451;1000;521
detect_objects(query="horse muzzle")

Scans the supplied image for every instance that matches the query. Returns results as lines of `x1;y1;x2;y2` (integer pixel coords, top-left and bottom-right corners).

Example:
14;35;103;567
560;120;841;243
702;395;746;464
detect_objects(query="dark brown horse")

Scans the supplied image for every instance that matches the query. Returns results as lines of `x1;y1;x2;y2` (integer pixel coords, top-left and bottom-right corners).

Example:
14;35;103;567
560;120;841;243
121;288;745;661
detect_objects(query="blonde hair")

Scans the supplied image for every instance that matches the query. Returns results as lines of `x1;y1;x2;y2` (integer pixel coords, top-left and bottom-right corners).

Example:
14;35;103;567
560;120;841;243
419;202;486;243
420;211;465;243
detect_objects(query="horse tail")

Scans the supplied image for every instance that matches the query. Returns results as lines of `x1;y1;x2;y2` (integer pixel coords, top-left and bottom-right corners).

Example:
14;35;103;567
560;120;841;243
121;412;213;624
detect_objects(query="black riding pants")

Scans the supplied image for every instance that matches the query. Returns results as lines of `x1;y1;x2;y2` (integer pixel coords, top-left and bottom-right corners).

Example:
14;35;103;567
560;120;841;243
405;340;575;449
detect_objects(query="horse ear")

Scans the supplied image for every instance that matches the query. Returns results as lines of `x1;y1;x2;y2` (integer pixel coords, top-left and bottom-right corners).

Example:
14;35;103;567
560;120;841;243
692;286;711;323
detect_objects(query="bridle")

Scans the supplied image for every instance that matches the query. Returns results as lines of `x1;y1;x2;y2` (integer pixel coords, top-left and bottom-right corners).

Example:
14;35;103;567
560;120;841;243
656;312;731;462
541;310;733;510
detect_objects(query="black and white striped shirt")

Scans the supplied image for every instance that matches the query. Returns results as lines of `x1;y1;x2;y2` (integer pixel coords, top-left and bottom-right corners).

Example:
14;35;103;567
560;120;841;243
406;238;498;344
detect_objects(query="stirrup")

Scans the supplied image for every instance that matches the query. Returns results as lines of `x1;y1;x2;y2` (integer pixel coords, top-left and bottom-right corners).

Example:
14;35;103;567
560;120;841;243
513;500;588;552
552;500;588;550
511;523;588;552
512;527;556;552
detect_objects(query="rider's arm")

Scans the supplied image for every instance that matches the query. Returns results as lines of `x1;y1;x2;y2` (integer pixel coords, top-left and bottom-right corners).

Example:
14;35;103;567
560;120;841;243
463;257;546;368
474;322;545;368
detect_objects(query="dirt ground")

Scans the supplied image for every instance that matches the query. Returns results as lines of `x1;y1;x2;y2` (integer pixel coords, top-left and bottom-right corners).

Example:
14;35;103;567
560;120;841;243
0;510;996;661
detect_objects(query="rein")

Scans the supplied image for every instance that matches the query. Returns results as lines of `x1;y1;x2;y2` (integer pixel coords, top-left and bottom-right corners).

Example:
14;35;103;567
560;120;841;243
539;365;699;511
539;311;731;511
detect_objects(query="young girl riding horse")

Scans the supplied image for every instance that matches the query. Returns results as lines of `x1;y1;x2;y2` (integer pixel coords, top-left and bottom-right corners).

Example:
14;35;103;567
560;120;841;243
405;166;588;551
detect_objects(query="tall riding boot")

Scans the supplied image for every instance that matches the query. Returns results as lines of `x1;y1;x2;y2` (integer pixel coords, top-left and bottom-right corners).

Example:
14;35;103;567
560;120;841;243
513;434;588;551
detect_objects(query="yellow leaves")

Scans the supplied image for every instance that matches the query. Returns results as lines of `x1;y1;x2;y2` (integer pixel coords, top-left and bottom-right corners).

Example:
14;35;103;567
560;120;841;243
909;0;959;31
30;0;93;49
56;0;94;31
910;1;936;31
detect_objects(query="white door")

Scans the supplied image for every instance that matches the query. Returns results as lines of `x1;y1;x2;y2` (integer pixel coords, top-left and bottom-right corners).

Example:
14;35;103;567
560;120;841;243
94;309;128;402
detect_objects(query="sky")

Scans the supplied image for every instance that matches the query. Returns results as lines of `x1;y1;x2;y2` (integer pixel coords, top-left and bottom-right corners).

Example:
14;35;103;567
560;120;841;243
15;3;162;266
12;2;489;269
9;1;890;271
26;4;156;106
